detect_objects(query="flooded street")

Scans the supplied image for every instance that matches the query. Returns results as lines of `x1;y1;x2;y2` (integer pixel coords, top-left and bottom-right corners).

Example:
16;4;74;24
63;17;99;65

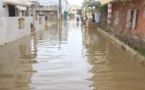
1;20;145;90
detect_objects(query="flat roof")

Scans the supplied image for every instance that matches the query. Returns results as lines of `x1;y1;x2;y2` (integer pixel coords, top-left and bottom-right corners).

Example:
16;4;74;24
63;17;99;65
100;0;114;5
5;0;31;7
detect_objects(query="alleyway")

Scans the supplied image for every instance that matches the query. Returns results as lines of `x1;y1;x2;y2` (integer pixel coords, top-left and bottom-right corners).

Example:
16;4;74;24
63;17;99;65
1;20;145;90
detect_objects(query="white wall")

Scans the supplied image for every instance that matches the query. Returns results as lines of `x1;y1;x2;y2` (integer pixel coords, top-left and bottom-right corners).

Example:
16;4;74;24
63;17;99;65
0;17;32;45
0;1;9;17
35;17;45;31
70;5;81;17
0;1;45;46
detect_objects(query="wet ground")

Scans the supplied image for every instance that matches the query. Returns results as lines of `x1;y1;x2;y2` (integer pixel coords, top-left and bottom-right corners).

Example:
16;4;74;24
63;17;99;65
0;20;145;90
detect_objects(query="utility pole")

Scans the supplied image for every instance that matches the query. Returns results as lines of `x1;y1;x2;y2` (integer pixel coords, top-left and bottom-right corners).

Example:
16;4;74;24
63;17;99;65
59;0;62;21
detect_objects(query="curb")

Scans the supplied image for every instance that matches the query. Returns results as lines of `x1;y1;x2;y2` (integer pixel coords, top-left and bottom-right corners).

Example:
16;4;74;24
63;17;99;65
97;27;145;66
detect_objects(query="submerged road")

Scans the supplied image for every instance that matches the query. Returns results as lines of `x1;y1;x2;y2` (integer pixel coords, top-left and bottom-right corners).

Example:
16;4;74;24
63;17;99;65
0;20;145;90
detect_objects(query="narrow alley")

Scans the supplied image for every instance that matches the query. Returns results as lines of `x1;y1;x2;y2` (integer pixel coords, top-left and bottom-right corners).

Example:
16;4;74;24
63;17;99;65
0;20;145;90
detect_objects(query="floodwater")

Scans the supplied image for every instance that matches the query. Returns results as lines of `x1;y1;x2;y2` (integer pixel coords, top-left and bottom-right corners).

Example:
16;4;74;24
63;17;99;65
0;20;145;90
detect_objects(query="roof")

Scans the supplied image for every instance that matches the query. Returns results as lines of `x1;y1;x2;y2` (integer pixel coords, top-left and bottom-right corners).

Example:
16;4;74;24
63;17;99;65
16;6;27;10
29;0;40;6
100;0;114;5
4;0;31;7
87;1;100;7
100;0;131;5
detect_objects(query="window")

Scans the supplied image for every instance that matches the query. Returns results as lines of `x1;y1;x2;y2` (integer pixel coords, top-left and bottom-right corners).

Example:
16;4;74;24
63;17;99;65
126;9;137;29
114;11;119;24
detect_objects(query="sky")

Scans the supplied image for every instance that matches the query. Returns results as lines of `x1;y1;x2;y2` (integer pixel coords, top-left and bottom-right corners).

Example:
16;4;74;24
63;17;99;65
68;0;83;6
35;0;83;6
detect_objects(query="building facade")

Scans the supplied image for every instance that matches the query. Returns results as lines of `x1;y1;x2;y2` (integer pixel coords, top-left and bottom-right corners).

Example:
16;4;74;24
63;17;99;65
0;0;45;46
101;0;145;38
70;5;81;18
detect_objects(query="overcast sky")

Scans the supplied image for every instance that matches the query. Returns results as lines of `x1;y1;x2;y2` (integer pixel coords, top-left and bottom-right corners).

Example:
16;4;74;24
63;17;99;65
68;0;83;6
36;0;83;6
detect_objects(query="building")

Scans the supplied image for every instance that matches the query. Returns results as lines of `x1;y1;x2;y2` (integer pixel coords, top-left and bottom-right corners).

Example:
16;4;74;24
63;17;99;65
100;0;145;38
30;0;69;20
70;5;81;18
0;0;32;17
0;0;45;46
35;5;58;21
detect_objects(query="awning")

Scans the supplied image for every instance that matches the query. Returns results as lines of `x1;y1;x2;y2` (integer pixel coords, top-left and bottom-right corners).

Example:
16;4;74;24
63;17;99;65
87;1;100;7
100;0;114;5
4;0;31;7
100;0;131;5
16;6;27;10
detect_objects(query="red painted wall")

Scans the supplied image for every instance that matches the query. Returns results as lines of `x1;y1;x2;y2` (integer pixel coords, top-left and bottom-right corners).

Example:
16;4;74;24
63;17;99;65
111;0;145;37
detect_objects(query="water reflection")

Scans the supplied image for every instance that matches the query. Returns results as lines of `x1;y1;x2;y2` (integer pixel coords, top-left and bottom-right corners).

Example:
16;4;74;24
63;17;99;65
83;28;145;90
0;35;32;90
1;21;145;90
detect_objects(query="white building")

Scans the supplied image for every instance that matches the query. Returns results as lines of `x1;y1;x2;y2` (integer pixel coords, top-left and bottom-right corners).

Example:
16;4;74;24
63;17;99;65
0;0;45;46
70;5;81;18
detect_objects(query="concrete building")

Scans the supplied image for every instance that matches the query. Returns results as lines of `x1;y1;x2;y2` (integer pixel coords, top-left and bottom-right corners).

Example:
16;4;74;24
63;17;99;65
30;0;69;20
35;5;58;21
0;0;45;46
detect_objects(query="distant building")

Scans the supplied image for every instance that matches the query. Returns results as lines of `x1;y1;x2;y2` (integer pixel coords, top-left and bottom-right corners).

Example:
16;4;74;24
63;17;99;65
35;5;58;21
29;0;69;20
70;5;81;18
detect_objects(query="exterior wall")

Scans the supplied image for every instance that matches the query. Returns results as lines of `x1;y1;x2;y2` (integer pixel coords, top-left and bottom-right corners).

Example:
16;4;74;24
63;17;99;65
70;5;81;17
111;0;145;36
0;1;9;17
0;1;45;46
0;17;32;45
35;16;45;31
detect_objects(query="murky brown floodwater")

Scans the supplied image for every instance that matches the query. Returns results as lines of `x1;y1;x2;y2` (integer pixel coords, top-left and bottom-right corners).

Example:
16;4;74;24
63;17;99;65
0;20;145;90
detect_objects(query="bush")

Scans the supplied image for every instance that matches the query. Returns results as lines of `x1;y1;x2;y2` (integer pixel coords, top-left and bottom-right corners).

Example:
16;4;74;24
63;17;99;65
31;23;33;28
